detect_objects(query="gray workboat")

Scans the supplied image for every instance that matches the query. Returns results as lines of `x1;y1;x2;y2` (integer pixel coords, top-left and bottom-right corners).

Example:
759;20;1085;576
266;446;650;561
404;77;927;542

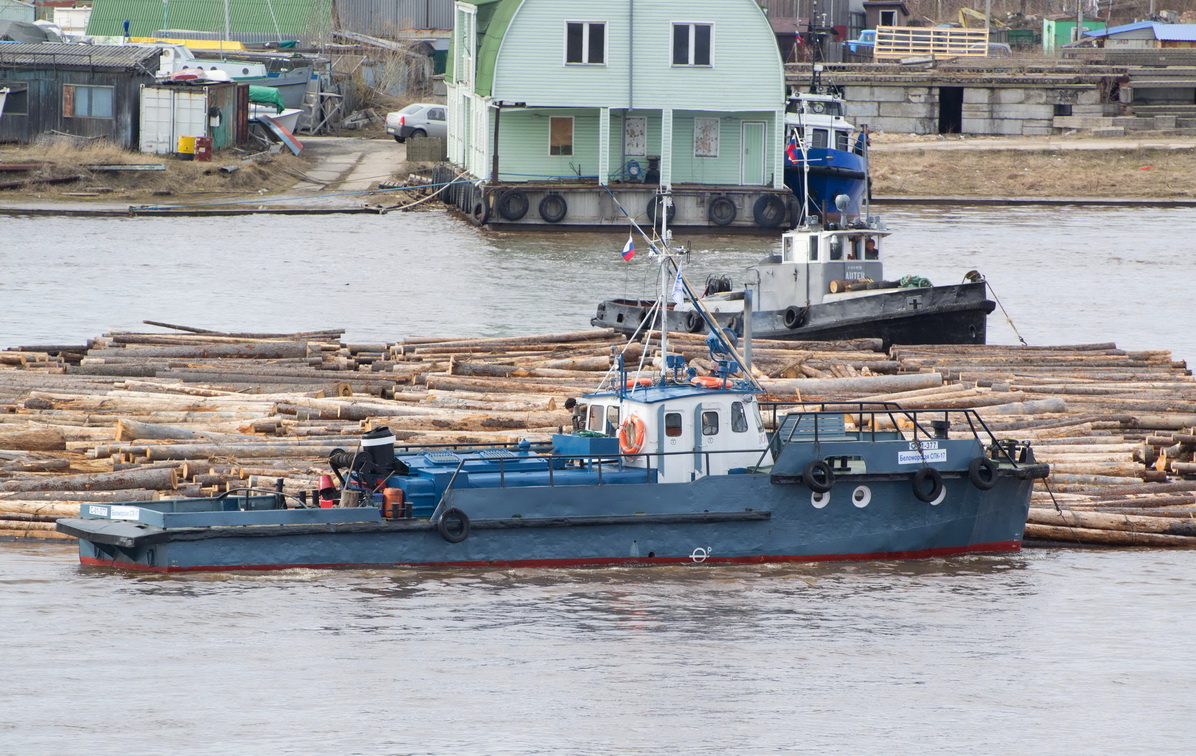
592;216;995;346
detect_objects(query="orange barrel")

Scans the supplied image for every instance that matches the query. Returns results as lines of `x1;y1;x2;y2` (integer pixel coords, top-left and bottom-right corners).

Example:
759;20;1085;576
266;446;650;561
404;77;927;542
383;488;406;519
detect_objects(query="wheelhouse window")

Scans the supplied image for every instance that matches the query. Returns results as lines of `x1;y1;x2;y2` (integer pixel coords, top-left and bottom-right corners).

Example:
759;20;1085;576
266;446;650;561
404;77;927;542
549;116;573;156
810;128;828;149
64;84;113;119
835;129;850;151
587;406;605;433
566;21;606;64
731;402;748;433
672;23;713;66
605;406;621;435
702;411;719;436
665;412;683;437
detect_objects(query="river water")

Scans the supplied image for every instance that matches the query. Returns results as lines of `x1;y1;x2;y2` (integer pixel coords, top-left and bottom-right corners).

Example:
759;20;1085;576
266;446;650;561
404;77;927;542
3;204;1196;752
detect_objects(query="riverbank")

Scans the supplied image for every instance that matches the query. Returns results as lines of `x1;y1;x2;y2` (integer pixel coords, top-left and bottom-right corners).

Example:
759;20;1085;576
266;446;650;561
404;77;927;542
3;133;1196;210
869;133;1196;199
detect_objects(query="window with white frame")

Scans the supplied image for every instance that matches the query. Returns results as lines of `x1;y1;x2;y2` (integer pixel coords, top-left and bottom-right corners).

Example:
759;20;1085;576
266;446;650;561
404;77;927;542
63;84;113;118
550;116;573;156
694;117;719;158
624;116;646;156
456;7;475;87
672;22;713;66
566;21;606;64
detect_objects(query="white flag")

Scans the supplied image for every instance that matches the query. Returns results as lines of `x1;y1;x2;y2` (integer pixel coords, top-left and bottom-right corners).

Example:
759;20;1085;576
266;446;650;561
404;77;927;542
671;266;685;305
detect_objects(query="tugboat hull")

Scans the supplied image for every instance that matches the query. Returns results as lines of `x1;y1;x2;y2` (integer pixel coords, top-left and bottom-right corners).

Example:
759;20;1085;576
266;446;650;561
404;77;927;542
59;468;1039;572
593;281;995;347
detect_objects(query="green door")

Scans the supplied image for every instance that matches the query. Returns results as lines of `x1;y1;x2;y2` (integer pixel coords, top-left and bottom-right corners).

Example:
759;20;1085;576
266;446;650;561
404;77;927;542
740;121;766;185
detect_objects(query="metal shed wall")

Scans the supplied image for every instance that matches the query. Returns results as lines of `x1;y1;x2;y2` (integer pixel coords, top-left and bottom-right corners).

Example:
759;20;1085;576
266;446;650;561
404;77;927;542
336;0;453;35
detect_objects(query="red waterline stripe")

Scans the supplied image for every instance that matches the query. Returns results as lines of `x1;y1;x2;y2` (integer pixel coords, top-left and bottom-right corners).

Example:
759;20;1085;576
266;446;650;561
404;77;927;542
79;541;1022;573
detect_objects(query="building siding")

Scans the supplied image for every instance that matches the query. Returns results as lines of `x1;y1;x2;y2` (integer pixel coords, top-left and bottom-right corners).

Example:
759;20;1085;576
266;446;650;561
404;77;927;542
490;0;783;110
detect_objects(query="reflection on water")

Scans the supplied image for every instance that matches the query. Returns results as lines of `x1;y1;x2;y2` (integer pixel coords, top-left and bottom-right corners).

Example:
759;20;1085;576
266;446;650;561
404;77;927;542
4;205;1195;363
5;542;1196;753
5;203;1196;751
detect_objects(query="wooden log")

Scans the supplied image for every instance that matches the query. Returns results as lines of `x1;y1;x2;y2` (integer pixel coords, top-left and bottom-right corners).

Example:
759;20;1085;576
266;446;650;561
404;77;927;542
115;418;257;443
0;466;177;493
759;372;943;397
1029;507;1196;535
1025;523;1196;546
0;427;66;451
0;528;75;540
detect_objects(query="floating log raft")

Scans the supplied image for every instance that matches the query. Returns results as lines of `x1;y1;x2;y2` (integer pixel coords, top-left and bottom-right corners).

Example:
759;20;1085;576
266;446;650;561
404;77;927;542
2;325;1194;549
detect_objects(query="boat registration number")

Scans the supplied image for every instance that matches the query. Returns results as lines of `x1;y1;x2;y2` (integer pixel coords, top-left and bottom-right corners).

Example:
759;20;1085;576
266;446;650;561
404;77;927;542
899;449;947;465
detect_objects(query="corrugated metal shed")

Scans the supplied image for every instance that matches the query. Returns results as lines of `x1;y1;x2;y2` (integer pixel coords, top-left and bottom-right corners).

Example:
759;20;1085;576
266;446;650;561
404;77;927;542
1086;22;1196;42
0;42;160;70
336;0;453;35
86;0;324;42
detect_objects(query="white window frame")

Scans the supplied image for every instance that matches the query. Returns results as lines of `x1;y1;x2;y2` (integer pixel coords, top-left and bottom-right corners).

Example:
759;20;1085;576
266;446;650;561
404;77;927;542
624;116;646;156
564;20;607;65
694;117;719;158
671;22;714;67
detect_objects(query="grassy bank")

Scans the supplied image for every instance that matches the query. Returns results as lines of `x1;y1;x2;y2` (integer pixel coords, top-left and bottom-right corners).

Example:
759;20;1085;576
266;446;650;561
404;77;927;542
871;145;1196;199
4;135;1196;204
0;140;310;203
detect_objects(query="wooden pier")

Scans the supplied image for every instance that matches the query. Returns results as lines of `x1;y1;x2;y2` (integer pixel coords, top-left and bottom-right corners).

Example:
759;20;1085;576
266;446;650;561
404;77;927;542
2;325;1194;549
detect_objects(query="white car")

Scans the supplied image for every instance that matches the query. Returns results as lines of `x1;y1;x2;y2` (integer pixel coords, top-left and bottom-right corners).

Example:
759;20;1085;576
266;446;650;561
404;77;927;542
385;103;447;143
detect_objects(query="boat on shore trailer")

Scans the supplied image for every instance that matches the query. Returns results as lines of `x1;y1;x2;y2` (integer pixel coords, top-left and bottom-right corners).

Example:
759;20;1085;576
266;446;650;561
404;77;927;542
58;322;1046;573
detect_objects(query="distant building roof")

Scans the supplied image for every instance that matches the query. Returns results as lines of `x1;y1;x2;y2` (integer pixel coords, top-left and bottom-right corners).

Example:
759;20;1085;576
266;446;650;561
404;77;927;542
0;42;160;70
86;0;323;41
1085;22;1196;41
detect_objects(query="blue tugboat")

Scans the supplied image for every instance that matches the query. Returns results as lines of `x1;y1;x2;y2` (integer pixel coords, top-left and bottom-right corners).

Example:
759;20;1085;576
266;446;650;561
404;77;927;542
58;259;1047;572
783;86;870;220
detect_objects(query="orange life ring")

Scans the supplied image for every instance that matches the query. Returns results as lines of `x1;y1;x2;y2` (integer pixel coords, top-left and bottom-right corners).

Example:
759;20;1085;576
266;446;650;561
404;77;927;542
690;376;731;389
625;378;651;388
618;415;647;454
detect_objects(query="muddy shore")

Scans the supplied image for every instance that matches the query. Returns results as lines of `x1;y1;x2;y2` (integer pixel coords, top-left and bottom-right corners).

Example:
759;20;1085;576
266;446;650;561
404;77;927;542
2;133;1195;209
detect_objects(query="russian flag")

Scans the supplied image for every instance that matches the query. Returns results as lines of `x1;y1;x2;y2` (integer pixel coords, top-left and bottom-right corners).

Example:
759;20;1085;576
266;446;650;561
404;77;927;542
621;236;636;261
786;138;798;163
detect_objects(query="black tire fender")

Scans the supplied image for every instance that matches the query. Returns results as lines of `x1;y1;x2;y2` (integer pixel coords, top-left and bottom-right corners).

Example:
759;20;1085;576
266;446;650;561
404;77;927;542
752;194;787;228
646;196;677;225
803;459;834;494
783;305;807;330
967;456;998;490
470;198;489;226
496;189;529;221
437;507;471;543
684;310;704;333
913;467;944;503
707;196;737;226
539;193;568;223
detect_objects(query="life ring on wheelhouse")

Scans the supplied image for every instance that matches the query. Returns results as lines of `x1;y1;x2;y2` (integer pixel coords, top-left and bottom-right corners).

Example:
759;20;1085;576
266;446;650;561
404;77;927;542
619;415;647;454
690;376;731;389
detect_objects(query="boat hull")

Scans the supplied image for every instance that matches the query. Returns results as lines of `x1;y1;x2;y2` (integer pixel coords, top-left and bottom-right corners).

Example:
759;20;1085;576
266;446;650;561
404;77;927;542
593;281;995;347
60;471;1038;572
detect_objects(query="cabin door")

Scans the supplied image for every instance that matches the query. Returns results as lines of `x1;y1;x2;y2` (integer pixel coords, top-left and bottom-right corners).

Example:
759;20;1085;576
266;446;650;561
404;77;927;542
656;407;696;483
740;121;766;185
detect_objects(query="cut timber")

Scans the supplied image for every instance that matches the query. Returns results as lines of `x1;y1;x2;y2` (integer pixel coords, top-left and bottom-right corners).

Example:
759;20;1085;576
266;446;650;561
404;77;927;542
760;372;942;396
0;466;177;493
0;428;66;451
